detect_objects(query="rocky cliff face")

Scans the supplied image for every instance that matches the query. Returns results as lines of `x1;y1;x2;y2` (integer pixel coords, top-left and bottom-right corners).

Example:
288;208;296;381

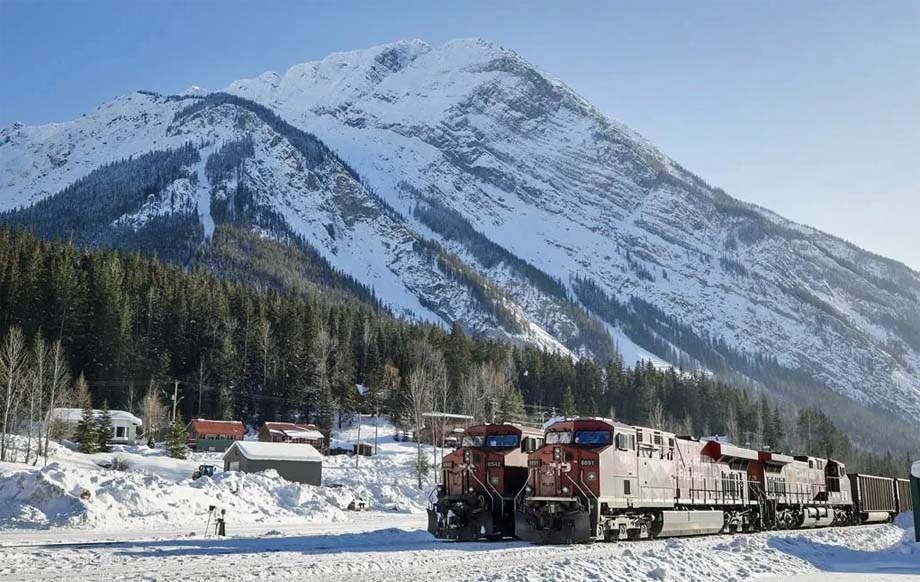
3;39;919;432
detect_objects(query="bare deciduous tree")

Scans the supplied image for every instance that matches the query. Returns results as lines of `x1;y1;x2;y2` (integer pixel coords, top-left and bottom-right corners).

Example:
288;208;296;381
648;401;666;431
42;339;71;462
24;335;48;465
407;341;443;489
0;327;27;462
140;381;167;446
458;367;484;421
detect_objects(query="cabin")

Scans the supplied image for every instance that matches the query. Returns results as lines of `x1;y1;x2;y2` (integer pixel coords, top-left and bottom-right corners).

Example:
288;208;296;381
52;408;143;445
258;422;325;449
222;441;322;485
189;419;245;452
417;412;473;445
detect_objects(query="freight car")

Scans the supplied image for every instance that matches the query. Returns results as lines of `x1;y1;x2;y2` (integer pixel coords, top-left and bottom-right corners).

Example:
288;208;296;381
848;473;897;524
428;423;544;540
514;418;855;544
895;478;914;514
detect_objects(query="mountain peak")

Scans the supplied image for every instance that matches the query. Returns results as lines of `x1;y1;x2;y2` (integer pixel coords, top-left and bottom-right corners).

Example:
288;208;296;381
179;85;207;96
4;39;919;449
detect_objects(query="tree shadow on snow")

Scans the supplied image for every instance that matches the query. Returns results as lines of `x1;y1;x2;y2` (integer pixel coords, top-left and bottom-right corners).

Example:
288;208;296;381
768;533;920;575
108;528;524;559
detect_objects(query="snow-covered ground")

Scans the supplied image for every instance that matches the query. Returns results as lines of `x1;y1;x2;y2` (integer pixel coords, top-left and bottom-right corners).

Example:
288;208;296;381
1;421;917;581
0;515;915;581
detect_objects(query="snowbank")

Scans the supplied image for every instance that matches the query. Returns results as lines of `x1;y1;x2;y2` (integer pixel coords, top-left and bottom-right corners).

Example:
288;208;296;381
0;461;347;529
0;416;436;531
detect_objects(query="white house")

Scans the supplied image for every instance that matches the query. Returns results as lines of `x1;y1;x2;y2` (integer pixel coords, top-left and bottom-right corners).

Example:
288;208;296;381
52;408;144;445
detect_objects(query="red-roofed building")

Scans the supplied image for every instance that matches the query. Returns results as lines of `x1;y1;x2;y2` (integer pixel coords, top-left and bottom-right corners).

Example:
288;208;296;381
258;422;325;449
189;419;246;452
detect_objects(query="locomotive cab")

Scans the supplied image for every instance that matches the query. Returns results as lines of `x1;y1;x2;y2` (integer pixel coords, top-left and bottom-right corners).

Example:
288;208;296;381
515;418;619;544
427;423;543;541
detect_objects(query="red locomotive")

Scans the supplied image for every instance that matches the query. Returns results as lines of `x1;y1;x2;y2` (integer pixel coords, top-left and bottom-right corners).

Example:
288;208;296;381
514;417;876;544
428;423;544;540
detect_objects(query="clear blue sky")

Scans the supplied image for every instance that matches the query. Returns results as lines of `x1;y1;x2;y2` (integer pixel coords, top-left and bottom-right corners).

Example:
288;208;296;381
2;0;918;270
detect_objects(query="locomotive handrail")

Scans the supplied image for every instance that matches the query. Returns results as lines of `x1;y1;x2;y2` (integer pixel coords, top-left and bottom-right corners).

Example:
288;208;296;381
563;470;592;505
427;485;440;508
514;468;533;511
564;471;595;526
468;466;498;512
578;471;599;505
483;468;505;506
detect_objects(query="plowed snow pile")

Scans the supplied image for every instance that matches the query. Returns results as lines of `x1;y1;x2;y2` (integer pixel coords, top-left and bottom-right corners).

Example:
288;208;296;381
0;462;350;528
0;417;431;530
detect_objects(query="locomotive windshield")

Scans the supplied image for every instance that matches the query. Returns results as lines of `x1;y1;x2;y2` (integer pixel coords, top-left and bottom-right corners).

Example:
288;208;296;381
484;434;519;448
545;431;572;444
461;435;483;448
574;430;611;446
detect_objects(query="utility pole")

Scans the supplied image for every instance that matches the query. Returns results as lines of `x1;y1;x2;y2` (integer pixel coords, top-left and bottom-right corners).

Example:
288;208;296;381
163;379;182;425
373;405;379;456
355;413;361;469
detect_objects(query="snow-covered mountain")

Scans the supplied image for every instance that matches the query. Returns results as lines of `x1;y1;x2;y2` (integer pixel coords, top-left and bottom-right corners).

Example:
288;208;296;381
2;39;919;435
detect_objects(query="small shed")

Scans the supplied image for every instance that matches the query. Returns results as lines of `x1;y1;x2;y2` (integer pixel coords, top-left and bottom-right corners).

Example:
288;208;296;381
223;441;322;485
353;442;374;457
189;419;245;452
52;408;143;445
258;422;325;449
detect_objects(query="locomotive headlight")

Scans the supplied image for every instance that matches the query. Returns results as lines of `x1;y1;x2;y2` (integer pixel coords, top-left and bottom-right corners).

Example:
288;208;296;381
464;450;471;462
525;485;533;494
468;486;475;493
561;485;571;495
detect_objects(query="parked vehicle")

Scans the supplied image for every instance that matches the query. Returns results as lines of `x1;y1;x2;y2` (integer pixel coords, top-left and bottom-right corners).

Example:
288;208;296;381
192;464;216;480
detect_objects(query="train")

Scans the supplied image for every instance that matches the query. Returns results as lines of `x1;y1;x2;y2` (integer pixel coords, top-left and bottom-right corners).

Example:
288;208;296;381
427;423;544;540
428;417;913;544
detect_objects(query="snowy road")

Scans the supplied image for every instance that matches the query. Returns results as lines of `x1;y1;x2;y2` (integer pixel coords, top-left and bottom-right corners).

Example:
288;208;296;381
1;516;918;582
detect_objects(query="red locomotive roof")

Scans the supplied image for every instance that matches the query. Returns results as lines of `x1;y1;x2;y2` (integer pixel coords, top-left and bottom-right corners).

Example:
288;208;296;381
191;419;245;436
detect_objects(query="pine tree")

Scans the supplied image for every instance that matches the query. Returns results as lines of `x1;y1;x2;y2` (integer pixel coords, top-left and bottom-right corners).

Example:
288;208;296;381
74;373;98;453
95;400;113;453
561;385;577;418
318;382;335;439
166;411;188;459
497;386;525;423
769;404;785;451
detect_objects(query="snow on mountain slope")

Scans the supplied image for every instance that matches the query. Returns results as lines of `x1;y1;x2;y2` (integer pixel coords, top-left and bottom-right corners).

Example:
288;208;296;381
225;38;920;422
2;39;919;426
0;90;568;355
